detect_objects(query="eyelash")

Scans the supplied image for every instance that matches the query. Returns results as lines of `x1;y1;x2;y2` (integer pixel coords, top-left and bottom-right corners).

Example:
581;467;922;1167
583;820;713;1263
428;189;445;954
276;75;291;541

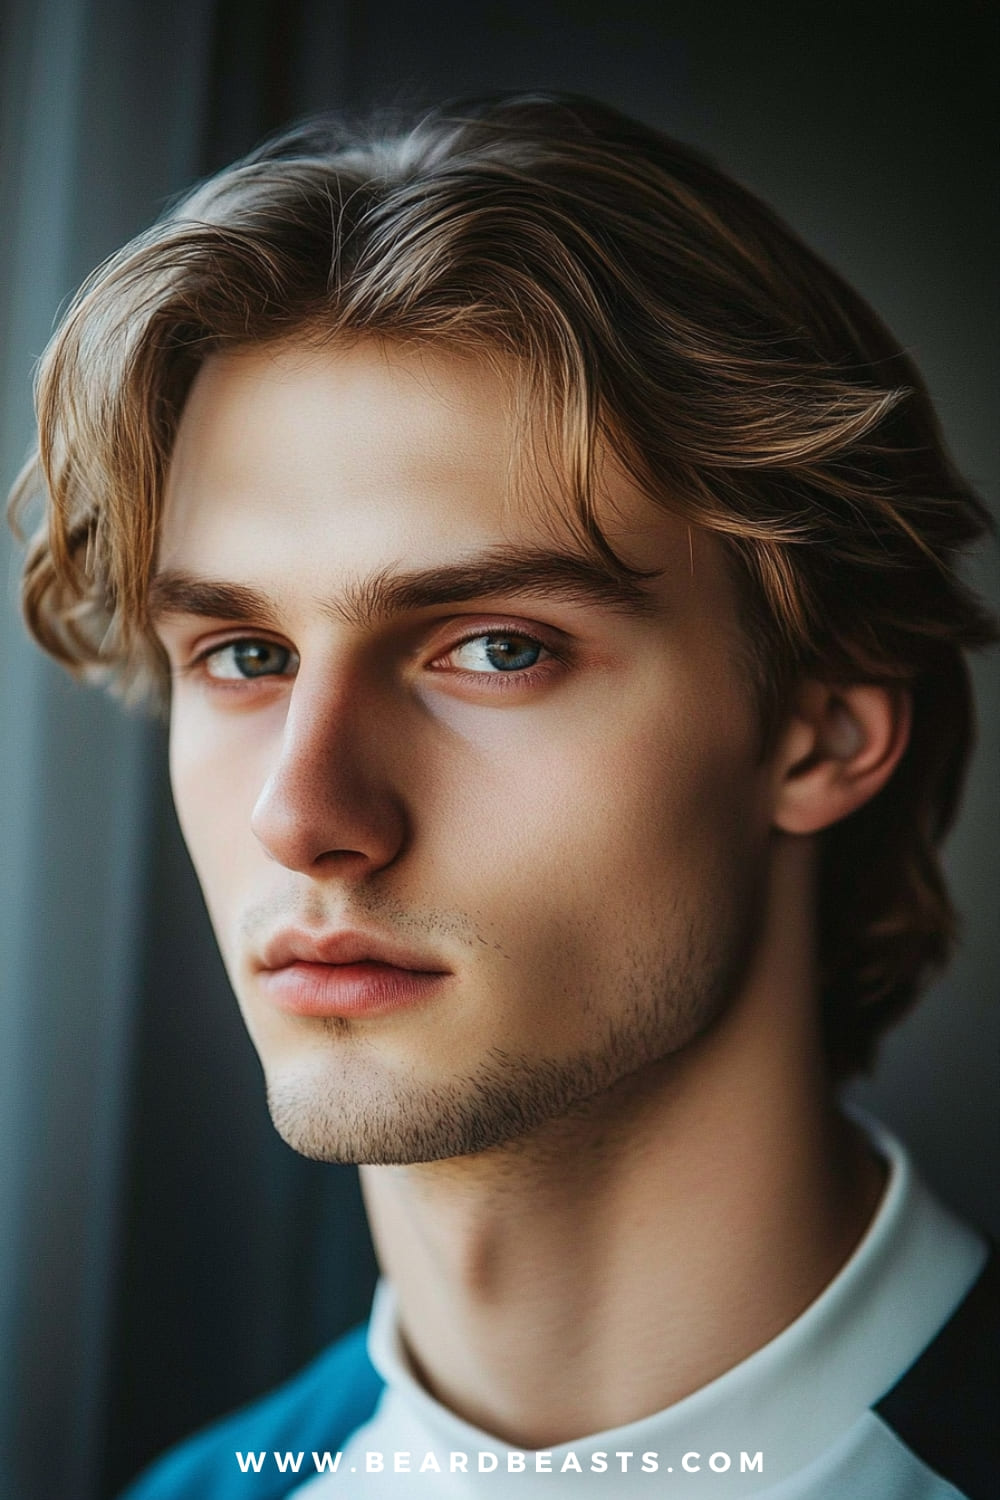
431;627;562;683
180;626;565;691
186;638;298;684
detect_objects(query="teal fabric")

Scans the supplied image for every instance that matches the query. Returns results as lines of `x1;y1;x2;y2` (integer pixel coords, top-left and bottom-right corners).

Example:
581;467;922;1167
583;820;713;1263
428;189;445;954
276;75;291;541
118;1323;384;1498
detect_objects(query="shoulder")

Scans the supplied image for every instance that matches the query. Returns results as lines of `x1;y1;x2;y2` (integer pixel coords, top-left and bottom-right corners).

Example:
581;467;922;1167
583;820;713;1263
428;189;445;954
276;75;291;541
117;1322;385;1500
873;1249;999;1499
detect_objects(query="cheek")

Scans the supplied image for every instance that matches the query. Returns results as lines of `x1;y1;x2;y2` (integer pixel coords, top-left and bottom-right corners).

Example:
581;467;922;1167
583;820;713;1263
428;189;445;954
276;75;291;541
167;702;273;914
422;693;764;946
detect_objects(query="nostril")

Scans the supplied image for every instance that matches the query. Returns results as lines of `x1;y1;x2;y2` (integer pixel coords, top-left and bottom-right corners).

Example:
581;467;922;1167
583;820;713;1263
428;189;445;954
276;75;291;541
249;745;408;877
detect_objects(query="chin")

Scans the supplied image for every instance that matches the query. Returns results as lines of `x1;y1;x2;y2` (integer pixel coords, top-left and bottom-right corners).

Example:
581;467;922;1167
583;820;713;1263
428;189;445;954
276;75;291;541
260;1003;717;1166
262;1053;570;1165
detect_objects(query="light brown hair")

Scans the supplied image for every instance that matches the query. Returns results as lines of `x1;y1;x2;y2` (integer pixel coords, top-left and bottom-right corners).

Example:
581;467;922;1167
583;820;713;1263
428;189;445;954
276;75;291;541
9;91;996;1074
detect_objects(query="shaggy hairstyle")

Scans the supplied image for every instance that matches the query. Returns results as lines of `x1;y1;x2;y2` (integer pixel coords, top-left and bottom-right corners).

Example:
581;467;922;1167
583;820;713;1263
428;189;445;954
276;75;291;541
9;91;996;1075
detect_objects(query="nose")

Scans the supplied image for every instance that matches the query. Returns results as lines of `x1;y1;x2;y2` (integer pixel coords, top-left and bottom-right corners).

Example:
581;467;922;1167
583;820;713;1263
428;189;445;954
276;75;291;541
249;666;408;877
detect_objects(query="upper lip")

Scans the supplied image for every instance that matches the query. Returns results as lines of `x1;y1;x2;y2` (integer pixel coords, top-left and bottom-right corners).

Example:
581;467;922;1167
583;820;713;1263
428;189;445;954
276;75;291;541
258;928;449;974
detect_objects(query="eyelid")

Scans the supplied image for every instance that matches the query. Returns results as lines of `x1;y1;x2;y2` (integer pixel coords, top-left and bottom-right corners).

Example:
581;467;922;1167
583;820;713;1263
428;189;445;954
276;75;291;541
170;616;571;681
426;621;572;684
431;618;562;652
174;631;299;680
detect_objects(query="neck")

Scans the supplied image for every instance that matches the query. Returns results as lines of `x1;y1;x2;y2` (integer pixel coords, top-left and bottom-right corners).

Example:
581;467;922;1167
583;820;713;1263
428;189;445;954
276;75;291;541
360;838;885;1448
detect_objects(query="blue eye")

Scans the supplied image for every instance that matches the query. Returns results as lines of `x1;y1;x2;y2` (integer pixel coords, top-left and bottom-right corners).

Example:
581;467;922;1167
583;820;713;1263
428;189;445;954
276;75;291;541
204;640;297;680
450;634;544;672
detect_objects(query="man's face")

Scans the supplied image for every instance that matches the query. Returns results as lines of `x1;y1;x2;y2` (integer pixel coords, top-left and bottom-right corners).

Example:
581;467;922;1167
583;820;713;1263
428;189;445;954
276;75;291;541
156;338;778;1163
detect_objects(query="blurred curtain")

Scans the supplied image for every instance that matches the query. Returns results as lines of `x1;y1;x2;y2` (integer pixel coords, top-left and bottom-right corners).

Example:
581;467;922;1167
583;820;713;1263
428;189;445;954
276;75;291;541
0;8;207;1498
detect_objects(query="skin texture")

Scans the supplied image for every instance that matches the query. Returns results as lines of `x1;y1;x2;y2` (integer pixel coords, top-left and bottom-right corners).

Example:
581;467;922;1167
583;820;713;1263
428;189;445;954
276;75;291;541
156;337;907;1445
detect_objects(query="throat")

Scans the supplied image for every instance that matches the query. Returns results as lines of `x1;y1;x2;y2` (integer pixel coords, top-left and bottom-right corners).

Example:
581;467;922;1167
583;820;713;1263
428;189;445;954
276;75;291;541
360;1059;885;1449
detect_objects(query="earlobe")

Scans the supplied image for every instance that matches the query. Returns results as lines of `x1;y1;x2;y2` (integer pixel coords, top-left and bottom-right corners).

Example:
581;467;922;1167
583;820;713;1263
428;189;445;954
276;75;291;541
772;682;912;836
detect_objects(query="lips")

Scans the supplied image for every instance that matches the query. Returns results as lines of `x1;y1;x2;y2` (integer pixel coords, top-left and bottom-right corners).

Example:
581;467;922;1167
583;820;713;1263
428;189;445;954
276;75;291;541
260;927;447;973
255;928;450;1019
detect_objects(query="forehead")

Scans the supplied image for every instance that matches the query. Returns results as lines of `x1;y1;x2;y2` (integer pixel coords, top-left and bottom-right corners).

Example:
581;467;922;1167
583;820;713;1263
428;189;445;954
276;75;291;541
163;337;522;559
159;336;728;604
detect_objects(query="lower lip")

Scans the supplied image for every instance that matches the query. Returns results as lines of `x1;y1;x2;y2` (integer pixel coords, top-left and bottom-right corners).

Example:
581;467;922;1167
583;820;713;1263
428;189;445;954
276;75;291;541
259;961;449;1018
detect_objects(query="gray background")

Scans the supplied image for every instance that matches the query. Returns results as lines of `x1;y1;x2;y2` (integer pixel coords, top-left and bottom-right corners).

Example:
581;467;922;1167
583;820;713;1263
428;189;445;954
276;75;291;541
1;4;996;1498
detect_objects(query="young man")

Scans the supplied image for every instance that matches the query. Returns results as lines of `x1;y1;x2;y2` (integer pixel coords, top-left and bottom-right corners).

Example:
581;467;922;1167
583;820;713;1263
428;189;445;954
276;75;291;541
13;93;996;1497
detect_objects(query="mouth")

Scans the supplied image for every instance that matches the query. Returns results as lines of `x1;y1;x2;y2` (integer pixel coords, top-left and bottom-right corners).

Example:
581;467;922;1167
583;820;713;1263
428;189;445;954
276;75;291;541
255;929;451;1019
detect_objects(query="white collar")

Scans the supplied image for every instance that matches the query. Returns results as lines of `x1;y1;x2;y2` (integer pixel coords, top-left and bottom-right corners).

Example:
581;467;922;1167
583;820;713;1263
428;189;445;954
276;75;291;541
362;1117;985;1495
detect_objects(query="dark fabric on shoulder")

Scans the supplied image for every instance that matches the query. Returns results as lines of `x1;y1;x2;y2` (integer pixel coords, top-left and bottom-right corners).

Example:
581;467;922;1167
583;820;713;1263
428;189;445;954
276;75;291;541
117;1322;384;1499
875;1250;999;1500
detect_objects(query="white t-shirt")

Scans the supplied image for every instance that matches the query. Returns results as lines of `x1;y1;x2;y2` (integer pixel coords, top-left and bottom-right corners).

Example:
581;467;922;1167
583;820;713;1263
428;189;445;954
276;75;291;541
292;1119;987;1497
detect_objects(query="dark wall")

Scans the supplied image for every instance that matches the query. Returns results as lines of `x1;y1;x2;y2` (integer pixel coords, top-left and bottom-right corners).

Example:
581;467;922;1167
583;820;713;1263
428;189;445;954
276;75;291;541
94;4;997;1495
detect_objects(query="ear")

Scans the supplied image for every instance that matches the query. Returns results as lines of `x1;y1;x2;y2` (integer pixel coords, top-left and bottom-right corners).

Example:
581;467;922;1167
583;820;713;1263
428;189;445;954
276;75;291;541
772;682;912;836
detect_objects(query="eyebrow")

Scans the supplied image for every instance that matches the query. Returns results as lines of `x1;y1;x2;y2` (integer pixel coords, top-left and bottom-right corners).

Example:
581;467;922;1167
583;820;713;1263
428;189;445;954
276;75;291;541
147;546;661;630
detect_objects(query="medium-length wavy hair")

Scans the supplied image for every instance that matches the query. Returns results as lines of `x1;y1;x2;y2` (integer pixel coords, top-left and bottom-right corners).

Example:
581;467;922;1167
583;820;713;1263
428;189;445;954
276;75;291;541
9;91;996;1075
